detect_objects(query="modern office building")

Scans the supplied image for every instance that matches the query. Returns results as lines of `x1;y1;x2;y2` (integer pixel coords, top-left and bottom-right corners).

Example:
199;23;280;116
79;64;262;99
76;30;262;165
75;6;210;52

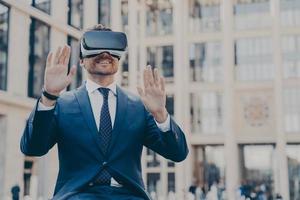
0;0;300;200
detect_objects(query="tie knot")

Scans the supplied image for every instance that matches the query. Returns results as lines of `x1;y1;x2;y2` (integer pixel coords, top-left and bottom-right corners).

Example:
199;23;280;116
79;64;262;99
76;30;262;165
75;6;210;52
98;88;110;99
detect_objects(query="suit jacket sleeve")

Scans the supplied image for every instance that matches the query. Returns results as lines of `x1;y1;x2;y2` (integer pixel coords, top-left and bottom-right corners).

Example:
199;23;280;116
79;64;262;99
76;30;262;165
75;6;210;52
142;107;189;162
20;98;59;156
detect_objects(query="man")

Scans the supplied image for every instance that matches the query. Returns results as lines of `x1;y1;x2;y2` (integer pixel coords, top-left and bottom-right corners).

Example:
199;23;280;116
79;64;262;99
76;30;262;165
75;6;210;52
20;24;188;200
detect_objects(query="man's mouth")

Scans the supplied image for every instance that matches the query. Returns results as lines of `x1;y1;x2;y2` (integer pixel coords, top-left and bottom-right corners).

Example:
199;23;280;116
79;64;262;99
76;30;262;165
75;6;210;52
95;59;112;65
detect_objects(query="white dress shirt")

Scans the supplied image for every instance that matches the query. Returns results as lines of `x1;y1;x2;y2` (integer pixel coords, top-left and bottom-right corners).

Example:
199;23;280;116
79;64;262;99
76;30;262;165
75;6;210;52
38;79;171;187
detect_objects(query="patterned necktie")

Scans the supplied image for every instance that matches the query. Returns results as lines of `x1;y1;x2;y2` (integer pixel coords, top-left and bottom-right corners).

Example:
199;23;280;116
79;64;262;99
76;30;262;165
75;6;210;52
98;88;112;153
95;87;112;185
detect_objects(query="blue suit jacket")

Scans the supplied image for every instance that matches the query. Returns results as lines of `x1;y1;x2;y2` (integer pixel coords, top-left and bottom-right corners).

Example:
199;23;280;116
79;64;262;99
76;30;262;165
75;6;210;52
20;84;189;200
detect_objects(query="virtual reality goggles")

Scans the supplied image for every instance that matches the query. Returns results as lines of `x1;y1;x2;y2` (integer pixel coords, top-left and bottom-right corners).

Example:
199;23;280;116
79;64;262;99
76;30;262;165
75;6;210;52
80;31;128;60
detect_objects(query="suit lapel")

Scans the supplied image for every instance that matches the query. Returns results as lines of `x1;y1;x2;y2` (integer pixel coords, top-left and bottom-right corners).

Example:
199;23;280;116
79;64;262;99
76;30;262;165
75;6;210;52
108;85;128;154
74;84;105;156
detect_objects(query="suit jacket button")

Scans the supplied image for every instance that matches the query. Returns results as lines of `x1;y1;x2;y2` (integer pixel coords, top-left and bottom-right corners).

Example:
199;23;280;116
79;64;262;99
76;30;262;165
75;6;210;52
102;161;107;166
89;182;94;186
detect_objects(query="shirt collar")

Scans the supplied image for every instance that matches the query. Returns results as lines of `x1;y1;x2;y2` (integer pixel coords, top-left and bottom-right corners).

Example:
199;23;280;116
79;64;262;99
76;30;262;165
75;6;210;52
85;78;117;96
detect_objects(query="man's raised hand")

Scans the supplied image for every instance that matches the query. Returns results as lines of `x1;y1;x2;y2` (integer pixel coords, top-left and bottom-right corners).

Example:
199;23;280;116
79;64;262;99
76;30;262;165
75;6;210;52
137;65;168;123
44;45;77;96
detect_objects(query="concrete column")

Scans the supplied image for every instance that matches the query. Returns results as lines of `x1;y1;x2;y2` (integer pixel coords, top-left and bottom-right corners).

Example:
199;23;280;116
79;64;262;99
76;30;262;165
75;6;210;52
83;0;98;29
161;159;168;199
110;0;122;84
0;115;7;199
51;0;68;51
221;0;240;199
272;0;290;199
36;148;59;200
7;7;31;96
51;0;68;48
128;0;138;92
2;114;26;200
180;0;194;193
140;0;147;182
51;29;67;50
111;0;122;32
139;1;147;87
173;0;190;199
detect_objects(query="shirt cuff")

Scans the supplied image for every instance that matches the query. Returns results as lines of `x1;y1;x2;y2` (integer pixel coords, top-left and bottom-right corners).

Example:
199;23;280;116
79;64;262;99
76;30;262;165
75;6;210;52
37;100;55;111
155;114;171;132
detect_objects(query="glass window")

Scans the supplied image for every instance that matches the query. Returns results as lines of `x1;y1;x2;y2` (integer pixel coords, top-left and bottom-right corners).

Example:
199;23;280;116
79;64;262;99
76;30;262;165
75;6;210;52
120;53;129;87
235;37;274;81
286;144;300;200
28;19;50;98
189;42;222;83
239;145;275;199
283;88;300;133
147;173;161;199
193;145;225;199
23;159;34;195
167;161;175;167
234;0;271;30
188;0;221;33
0;3;9;91
280;0;300;27
168;173;175;193
146;149;160;168
282;35;300;79
166;94;175;167
146;0;173;36
147;46;174;83
68;0;83;29
98;0;110;27
33;0;51;14
190;92;223;134
166;94;174;116
67;36;82;90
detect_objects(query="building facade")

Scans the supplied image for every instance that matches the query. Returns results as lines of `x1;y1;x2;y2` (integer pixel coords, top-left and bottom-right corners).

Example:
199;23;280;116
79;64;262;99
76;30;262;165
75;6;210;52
0;0;300;200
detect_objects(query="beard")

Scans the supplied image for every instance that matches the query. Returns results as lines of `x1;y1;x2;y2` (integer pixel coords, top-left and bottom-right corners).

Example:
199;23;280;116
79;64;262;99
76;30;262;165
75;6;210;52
86;67;117;76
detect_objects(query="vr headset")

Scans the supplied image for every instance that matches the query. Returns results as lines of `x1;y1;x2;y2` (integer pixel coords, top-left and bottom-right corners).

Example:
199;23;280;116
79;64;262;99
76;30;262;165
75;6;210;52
80;31;128;60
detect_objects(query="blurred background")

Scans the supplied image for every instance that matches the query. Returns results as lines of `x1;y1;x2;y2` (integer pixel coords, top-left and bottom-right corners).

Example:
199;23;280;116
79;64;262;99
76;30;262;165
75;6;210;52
0;0;300;199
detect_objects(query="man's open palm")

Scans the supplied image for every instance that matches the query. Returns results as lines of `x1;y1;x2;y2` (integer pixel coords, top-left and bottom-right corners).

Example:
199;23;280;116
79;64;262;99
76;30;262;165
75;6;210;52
44;45;77;95
137;65;167;122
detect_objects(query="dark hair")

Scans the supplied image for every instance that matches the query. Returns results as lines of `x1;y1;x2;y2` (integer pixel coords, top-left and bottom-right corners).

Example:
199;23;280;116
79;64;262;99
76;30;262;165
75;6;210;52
87;24;112;32
79;24;112;59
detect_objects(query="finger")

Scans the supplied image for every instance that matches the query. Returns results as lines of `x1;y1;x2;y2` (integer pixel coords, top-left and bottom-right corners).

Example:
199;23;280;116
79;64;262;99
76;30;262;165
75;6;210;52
66;65;77;83
58;45;68;64
54;46;62;64
143;68;150;88
63;46;71;65
153;68;160;86
146;65;154;86
46;52;53;68
137;86;145;97
160;76;165;92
